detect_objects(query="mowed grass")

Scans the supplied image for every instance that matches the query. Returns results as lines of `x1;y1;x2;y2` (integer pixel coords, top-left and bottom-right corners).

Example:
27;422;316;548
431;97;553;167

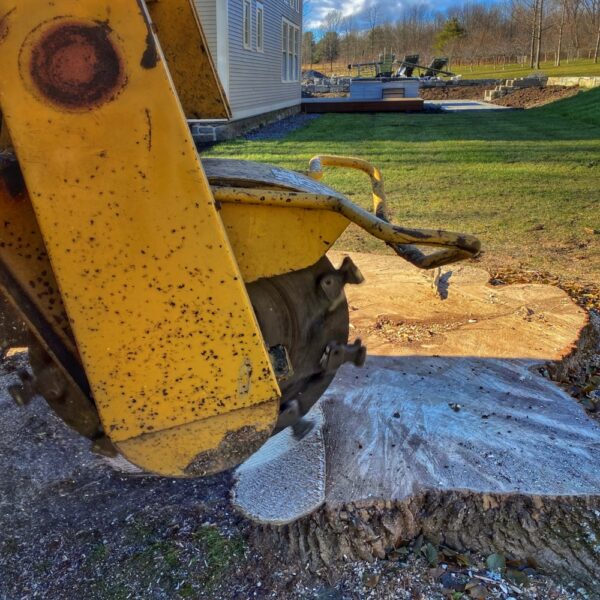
204;89;600;284
313;57;600;80
459;58;600;80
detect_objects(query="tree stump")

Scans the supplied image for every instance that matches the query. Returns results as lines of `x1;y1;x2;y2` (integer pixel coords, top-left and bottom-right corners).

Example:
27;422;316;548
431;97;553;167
233;252;600;584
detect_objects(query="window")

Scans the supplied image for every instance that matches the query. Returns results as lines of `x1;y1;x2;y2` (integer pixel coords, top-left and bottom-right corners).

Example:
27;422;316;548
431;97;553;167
293;26;299;78
256;2;264;52
243;0;251;50
282;19;299;81
282;21;288;80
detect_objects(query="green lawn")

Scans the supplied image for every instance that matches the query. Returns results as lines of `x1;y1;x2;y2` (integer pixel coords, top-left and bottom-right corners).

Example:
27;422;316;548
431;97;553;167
457;58;600;80
316;57;600;80
203;89;600;286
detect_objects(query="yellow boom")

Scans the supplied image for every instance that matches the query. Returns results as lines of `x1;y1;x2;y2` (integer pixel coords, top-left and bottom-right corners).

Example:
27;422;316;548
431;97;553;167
0;0;480;477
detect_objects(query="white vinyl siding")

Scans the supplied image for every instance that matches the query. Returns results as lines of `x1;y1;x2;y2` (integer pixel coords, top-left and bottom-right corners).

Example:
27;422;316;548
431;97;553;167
194;0;230;97
193;0;302;120
194;0;217;53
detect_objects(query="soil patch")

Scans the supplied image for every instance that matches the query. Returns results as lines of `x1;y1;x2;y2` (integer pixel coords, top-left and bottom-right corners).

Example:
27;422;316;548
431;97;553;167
0;349;594;599
491;85;580;108
307;85;581;109
420;84;492;101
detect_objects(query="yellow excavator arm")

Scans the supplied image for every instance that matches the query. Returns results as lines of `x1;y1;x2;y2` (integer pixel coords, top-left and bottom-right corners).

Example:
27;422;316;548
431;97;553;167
0;0;479;477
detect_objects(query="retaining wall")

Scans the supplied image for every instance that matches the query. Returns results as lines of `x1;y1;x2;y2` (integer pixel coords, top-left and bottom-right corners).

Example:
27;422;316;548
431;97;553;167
546;76;600;88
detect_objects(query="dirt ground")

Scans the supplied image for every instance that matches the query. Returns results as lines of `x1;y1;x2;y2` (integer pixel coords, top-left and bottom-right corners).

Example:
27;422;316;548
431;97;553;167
0;333;597;597
1;99;598;597
420;84;580;108
492;86;580;108
419;85;492;101
306;85;581;109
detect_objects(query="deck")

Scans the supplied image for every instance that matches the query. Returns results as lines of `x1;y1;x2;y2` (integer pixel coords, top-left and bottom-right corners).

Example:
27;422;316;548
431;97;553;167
301;97;424;113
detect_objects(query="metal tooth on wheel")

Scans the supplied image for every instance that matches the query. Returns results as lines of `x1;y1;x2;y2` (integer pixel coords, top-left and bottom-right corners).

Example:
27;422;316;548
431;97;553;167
320;339;367;374
319;256;365;310
337;256;365;286
248;256;352;435
16;255;361;446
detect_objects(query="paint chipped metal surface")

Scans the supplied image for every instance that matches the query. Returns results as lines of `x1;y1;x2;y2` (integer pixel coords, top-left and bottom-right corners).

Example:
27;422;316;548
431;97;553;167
0;0;279;476
0;2;481;478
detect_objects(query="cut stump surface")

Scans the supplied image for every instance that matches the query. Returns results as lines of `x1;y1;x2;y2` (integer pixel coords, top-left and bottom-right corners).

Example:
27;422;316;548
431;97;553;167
234;252;600;584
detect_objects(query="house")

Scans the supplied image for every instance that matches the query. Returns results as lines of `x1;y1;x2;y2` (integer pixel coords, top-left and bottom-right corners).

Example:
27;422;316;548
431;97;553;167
193;0;302;127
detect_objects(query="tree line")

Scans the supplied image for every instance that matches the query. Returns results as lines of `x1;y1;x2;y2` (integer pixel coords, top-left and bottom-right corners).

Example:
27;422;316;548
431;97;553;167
302;0;600;73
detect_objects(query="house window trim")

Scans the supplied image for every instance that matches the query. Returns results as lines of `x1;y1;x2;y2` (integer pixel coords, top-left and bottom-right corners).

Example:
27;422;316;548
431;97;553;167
243;0;252;51
256;1;264;53
281;18;300;83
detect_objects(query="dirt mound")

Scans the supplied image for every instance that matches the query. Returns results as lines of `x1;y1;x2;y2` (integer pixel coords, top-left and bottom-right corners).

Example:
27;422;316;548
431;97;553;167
421;84;580;108
306;84;581;109
420;84;492;101
492;85;580;108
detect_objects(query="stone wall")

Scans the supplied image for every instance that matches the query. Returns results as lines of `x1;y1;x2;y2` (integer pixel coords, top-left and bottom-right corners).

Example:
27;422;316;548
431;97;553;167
546;76;600;88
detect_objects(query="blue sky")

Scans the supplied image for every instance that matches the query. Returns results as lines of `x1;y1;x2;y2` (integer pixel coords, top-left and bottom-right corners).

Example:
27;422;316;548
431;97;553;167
305;0;499;31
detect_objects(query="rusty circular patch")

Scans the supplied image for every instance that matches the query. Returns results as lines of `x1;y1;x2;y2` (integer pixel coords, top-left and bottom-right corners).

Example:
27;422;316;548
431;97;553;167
28;21;125;111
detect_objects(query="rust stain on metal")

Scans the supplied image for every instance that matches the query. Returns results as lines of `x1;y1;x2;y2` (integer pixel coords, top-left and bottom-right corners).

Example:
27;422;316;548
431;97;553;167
28;21;126;110
184;426;269;476
0;156;25;200
144;108;152;151
0;7;15;44
140;31;158;69
136;0;158;69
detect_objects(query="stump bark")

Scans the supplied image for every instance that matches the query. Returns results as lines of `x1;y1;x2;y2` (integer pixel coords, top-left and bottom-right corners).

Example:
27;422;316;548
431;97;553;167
233;252;600;584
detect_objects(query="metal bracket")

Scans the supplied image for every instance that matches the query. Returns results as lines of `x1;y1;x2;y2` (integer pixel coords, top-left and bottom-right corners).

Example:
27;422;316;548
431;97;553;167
268;344;294;381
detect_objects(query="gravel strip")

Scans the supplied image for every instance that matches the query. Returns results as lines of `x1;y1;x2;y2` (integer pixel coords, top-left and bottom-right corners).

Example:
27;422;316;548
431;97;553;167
244;113;321;141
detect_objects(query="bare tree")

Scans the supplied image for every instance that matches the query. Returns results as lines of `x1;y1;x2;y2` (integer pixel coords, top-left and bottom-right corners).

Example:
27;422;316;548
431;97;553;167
584;0;600;62
529;0;541;67
319;10;343;73
534;0;545;68
302;0;599;74
341;14;356;66
302;0;313;30
568;0;583;58
366;1;381;56
322;9;342;36
556;0;567;65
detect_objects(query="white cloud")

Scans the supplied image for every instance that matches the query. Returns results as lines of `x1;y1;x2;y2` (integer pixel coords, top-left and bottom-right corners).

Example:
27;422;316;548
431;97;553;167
305;0;437;31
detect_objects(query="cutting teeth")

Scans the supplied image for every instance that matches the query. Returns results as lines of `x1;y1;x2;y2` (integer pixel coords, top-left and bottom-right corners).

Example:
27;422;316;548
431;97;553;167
320;339;367;374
